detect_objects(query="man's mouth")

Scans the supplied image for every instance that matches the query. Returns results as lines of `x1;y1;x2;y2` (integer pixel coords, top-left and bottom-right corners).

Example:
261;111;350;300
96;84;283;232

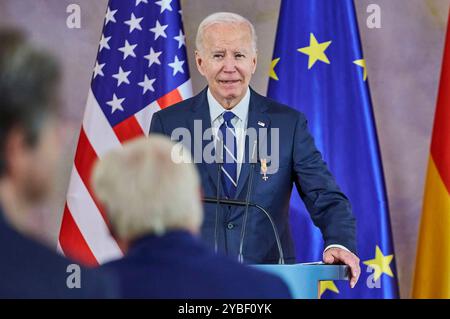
218;80;241;84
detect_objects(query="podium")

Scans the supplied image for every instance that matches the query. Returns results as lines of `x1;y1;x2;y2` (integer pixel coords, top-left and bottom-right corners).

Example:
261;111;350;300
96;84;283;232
254;263;350;299
201;198;350;298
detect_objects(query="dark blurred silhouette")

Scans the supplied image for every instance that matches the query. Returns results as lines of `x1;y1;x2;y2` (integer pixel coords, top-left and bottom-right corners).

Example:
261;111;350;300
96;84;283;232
0;29;116;298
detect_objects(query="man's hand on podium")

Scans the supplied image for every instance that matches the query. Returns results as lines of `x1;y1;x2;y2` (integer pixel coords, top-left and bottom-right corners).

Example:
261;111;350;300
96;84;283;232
323;247;361;288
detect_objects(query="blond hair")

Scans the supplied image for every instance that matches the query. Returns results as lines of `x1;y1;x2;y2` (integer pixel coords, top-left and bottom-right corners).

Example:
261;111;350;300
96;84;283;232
92;135;203;241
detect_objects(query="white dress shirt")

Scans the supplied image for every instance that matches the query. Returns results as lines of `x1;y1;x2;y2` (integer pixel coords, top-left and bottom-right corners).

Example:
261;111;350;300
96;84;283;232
208;87;250;181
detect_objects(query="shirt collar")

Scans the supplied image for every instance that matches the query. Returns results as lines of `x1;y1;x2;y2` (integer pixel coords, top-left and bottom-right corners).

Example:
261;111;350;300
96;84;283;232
207;86;250;123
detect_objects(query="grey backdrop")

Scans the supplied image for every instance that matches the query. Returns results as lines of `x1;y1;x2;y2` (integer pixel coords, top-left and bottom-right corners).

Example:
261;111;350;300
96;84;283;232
0;0;448;297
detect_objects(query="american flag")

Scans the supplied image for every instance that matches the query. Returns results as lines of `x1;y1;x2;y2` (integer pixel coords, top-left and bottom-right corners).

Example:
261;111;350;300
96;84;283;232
58;0;192;266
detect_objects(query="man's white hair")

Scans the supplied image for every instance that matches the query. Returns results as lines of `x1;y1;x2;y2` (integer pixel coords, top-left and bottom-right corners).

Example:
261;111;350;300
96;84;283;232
195;12;257;53
92;135;203;241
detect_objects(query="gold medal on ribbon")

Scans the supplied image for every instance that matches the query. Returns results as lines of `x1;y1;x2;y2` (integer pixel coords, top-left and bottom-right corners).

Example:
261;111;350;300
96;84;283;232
261;159;268;181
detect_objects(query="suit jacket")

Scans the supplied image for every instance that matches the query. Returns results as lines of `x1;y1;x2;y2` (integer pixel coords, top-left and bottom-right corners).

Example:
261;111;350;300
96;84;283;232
0;206;116;298
149;87;356;263
101;231;291;298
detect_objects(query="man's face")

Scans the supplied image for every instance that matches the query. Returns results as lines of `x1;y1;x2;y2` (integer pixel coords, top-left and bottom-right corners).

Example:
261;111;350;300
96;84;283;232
195;22;257;109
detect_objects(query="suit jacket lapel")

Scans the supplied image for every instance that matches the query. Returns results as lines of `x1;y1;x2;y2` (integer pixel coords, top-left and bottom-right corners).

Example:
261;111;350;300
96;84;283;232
187;87;221;191
235;89;271;199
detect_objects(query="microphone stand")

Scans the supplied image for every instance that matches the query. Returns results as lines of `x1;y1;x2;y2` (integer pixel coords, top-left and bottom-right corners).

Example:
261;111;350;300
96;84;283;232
213;137;224;254
238;141;257;263
202;197;285;265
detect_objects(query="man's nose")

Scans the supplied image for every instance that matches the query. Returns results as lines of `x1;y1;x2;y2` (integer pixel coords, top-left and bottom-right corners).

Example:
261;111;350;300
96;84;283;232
222;55;237;72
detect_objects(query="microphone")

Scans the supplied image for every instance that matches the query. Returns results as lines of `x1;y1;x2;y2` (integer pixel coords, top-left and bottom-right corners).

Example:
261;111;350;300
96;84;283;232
213;135;224;254
238;140;257;263
202;197;285;264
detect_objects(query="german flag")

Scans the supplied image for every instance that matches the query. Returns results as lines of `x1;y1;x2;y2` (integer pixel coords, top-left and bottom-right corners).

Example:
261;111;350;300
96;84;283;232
412;10;450;298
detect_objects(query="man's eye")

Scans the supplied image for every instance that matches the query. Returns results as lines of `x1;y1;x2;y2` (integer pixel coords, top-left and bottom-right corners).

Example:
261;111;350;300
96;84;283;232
235;54;245;58
213;54;223;58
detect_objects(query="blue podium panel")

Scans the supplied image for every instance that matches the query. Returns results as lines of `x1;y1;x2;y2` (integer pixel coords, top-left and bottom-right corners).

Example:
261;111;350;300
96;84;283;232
254;263;350;299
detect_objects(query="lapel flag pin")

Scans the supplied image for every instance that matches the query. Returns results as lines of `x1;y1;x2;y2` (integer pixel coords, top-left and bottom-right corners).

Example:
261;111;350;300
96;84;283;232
257;121;265;127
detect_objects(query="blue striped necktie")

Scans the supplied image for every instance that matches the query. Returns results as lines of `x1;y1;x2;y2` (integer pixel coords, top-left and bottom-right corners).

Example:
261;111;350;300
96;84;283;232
219;111;237;198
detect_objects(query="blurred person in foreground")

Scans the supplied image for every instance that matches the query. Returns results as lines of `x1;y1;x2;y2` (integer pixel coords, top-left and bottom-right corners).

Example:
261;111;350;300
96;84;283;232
93;135;291;298
0;29;115;298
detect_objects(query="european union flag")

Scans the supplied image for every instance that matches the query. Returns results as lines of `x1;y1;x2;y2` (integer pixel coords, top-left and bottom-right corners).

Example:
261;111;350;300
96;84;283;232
267;0;399;298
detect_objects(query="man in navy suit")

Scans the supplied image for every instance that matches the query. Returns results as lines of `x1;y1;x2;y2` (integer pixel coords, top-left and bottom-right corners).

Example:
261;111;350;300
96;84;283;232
94;136;291;298
0;30;115;298
149;12;361;288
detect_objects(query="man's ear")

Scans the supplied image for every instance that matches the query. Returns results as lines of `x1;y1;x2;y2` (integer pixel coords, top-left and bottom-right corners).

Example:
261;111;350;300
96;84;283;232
252;53;257;74
195;50;205;76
